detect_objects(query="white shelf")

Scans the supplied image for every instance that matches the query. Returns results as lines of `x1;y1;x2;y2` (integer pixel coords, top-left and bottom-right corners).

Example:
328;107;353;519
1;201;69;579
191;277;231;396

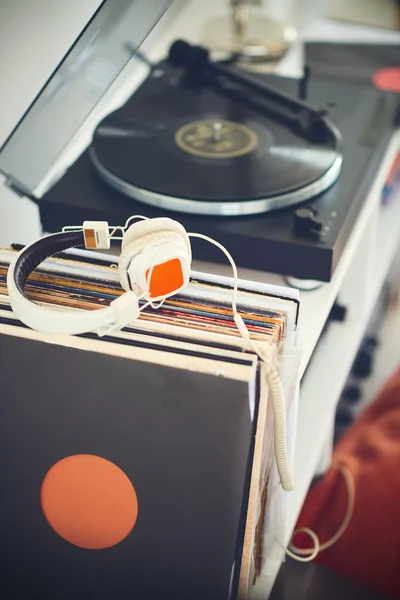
251;179;400;599
289;203;400;537
287;153;400;537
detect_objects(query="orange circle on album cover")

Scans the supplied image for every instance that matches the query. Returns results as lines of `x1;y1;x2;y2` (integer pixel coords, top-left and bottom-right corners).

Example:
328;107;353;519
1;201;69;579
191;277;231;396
41;454;138;549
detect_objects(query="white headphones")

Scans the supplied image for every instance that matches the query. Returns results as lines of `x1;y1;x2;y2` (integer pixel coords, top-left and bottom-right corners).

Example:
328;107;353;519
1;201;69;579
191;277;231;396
7;215;295;492
7;217;191;336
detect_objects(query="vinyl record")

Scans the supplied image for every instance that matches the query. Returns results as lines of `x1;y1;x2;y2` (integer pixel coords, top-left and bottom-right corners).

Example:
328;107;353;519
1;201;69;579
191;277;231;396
90;72;343;216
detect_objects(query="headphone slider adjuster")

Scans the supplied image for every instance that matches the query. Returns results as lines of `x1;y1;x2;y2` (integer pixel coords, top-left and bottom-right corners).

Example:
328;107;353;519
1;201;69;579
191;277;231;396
111;292;140;330
83;221;110;250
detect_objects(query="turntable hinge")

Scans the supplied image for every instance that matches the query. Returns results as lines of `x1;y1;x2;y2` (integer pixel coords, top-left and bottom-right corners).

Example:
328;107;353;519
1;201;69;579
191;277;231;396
3;176;37;202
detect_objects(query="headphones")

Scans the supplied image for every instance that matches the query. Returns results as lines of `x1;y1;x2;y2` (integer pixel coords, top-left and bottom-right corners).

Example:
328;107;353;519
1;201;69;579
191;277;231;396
7;217;191;336
7;215;295;492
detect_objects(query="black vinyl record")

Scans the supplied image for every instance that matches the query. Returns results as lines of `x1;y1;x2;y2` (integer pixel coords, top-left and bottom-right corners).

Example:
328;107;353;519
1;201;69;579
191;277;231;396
90;64;343;215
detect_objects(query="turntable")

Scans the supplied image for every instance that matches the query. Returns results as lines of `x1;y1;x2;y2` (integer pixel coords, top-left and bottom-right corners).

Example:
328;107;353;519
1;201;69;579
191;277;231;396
0;2;398;282
90;40;343;217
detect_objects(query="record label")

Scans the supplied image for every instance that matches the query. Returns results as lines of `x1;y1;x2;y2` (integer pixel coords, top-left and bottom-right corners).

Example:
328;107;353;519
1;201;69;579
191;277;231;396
175;119;258;158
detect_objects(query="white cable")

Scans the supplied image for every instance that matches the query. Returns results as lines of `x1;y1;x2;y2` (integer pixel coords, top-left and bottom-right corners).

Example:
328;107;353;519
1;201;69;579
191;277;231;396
61;225;83;232
107;226;125;240
287;462;355;561
124;215;149;229
188;232;294;492
107;217;150;241
286;528;320;562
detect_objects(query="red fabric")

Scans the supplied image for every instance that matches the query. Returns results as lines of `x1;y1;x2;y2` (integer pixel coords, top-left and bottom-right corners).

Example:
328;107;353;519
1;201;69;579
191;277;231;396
295;367;400;598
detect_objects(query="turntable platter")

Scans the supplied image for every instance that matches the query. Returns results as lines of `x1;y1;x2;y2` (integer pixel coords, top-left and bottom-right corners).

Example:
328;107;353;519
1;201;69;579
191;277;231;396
90;70;342;216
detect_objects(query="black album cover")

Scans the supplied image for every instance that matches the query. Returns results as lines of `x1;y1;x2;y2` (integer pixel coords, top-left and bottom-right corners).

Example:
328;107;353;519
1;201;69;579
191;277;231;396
0;331;257;600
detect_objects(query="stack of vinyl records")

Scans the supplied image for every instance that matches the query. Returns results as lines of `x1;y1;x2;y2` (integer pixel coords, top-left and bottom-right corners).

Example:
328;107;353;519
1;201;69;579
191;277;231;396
0;245;300;600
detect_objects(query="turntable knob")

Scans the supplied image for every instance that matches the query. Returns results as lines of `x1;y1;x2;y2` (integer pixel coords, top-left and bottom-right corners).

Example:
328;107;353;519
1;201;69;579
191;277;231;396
293;208;323;238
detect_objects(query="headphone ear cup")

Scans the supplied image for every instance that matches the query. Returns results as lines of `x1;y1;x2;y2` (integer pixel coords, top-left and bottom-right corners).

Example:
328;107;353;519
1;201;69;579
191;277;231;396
118;218;191;292
128;237;190;300
119;229;191;294
121;218;191;256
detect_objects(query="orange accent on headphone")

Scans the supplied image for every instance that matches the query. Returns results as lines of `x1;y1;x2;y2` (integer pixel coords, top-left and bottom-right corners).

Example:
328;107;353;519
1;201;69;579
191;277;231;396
146;258;184;299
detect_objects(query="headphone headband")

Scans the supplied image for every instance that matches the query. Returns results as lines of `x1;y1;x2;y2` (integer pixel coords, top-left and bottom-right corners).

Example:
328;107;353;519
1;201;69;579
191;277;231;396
7;229;145;335
13;231;83;292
